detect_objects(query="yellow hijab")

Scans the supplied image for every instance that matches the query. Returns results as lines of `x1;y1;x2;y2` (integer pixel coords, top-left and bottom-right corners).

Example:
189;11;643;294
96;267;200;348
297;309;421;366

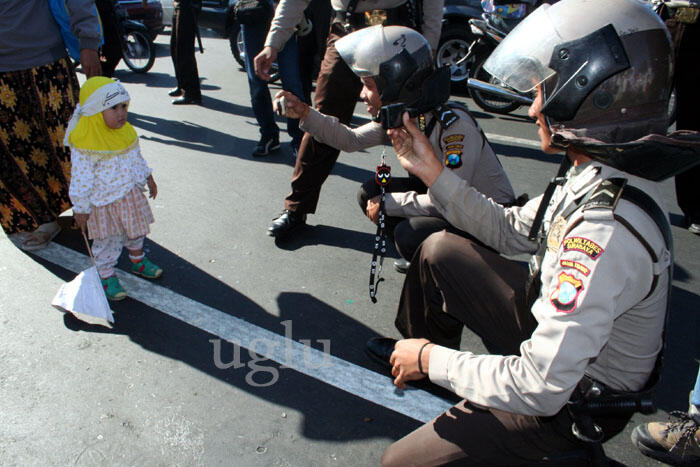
66;77;138;155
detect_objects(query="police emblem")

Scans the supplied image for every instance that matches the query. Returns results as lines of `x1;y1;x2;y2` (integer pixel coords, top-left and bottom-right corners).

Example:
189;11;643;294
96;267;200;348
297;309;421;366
550;272;584;313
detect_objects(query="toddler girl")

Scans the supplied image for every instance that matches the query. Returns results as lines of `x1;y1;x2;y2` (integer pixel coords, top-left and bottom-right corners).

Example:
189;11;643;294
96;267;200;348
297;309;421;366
65;77;162;301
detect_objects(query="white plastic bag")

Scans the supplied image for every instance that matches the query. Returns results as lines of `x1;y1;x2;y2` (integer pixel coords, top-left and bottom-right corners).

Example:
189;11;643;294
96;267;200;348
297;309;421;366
52;265;114;323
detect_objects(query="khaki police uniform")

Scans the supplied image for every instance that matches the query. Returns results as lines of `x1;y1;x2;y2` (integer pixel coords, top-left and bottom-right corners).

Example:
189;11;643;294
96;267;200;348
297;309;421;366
383;161;671;464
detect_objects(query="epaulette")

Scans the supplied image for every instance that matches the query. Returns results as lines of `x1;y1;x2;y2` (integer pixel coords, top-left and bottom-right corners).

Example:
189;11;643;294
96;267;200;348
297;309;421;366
582;177;627;211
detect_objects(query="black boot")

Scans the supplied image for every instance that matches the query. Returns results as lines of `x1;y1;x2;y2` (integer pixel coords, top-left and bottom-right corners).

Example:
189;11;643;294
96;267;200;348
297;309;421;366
267;210;306;238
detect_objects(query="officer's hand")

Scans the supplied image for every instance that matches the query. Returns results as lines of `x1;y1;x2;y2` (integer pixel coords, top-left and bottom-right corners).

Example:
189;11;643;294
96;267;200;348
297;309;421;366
254;46;278;81
390;338;432;389
273;91;309;120
388;113;443;187
365;196;381;224
79;48;101;78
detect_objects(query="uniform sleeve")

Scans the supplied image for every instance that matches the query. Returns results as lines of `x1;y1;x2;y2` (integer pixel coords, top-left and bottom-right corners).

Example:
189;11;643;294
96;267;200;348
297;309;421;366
429;168;540;255
385;192;441;217
66;0;102;51
300;108;387;152
68;148;95;214
265;0;311;50
428;216;655;416
436;111;515;205
421;0;445;50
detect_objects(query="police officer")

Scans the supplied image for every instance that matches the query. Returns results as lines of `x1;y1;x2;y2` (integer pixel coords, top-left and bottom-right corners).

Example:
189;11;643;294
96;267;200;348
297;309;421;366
367;0;700;463
254;0;444;238
273;25;515;268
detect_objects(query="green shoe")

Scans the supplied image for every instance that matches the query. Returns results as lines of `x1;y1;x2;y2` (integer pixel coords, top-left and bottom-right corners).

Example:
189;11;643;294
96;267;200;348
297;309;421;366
101;276;127;301
131;256;163;279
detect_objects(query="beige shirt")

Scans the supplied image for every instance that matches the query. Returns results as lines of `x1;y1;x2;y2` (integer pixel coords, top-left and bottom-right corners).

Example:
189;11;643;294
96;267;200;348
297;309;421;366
265;0;444;51
69;142;152;214
426;162;670;416
300;106;515;217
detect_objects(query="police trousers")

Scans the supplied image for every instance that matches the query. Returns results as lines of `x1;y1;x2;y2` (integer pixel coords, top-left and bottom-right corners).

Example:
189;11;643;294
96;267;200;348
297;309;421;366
386;231;629;465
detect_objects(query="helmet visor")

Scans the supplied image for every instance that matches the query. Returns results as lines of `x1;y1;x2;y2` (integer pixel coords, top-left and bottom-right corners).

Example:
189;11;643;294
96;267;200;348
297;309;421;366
482;4;560;93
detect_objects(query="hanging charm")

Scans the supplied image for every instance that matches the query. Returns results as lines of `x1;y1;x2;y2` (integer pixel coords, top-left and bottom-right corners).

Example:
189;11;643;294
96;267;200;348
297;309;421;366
370;151;391;303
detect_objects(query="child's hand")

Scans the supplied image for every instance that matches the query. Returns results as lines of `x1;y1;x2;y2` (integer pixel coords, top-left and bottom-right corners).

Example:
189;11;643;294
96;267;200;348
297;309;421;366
74;213;89;231
147;175;158;199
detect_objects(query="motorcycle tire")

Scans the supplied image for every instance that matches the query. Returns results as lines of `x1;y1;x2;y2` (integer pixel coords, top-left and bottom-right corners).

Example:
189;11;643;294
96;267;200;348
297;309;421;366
122;30;155;73
435;22;477;92
229;23;280;83
470;58;521;115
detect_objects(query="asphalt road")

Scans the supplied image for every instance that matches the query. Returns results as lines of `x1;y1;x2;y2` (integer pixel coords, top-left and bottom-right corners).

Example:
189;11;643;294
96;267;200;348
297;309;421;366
1;30;698;466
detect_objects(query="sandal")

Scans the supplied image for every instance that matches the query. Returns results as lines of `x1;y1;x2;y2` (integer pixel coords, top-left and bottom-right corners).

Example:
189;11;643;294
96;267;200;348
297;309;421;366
20;221;61;251
130;257;163;279
101;276;127;301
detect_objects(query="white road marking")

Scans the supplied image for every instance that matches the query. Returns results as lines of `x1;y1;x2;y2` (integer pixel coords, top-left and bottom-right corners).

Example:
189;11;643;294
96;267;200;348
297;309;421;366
32;242;454;423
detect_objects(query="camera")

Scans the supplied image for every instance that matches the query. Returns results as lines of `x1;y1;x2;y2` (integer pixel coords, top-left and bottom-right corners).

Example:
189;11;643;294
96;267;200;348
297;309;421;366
378;103;420;130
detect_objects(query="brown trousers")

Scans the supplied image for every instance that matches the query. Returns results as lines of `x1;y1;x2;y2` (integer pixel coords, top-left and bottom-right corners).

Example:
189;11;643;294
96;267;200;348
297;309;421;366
284;22;363;213
385;231;629;466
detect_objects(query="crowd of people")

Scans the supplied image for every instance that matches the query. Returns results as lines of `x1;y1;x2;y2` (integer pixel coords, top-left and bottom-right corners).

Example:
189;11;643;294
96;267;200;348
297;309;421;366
1;0;699;464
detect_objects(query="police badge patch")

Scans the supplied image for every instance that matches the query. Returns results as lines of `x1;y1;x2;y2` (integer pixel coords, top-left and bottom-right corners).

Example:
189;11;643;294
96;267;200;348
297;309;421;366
550;272;584;313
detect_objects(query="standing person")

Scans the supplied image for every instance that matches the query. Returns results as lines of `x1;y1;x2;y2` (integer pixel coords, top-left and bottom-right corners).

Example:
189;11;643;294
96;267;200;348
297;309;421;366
96;0;149;77
295;0;331;104
0;0;101;250
254;0;444;238
274;26;515;269
169;0;202;105
66;77;163;301
367;0;700;464
668;5;700;234
241;0;306;157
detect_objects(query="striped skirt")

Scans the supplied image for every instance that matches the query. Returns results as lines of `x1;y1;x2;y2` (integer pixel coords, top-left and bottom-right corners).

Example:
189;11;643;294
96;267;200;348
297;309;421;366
0;57;79;234
87;187;155;240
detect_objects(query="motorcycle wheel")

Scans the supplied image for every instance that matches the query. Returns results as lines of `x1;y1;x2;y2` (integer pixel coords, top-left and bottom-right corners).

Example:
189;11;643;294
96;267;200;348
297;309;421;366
229;24;280;83
122;30;155;73
470;58;521;114
435;23;477;92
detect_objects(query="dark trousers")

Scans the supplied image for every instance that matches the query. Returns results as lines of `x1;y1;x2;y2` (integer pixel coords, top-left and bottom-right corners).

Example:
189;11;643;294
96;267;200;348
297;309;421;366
673;21;700;224
170;6;201;98
385;231;630;465
96;0;122;77
297;0;331;104
284;22;363;213
357;177;486;262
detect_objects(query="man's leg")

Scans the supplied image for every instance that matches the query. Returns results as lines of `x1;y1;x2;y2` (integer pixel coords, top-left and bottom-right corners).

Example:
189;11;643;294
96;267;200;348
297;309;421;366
283;25;363;214
241;22;279;154
395;230;535;353
173;6;200;102
276;35;306;151
382;400;588;467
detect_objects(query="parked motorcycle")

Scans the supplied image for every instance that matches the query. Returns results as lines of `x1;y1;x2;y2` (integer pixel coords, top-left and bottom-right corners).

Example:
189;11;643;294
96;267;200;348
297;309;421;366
462;15;527;113
115;3;156;73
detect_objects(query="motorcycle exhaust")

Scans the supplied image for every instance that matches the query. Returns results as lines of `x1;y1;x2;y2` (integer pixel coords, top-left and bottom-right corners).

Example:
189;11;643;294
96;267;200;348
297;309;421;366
467;79;534;106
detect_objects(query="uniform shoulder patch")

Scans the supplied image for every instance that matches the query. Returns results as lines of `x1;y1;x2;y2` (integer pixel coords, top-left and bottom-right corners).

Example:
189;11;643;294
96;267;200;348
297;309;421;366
443;134;464;144
560;259;590;276
562;236;604;260
550;272;584;313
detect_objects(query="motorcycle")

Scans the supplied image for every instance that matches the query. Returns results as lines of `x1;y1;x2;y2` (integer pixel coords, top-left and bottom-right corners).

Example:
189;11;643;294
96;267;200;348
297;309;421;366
461;14;529;113
114;2;156;73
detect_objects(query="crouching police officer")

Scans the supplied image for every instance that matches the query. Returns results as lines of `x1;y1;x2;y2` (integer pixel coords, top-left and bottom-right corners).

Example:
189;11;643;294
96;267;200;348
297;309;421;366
367;0;700;464
273;25;516;271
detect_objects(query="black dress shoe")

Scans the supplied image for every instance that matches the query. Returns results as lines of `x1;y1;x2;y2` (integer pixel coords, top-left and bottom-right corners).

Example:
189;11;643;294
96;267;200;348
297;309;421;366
393;258;410;274
172;95;201;105
365;337;398;369
267;210;306;238
168;87;183;97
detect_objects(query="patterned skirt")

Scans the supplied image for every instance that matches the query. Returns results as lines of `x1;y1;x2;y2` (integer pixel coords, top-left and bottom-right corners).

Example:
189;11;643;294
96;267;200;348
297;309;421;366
87;187;155;240
0;57;79;234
